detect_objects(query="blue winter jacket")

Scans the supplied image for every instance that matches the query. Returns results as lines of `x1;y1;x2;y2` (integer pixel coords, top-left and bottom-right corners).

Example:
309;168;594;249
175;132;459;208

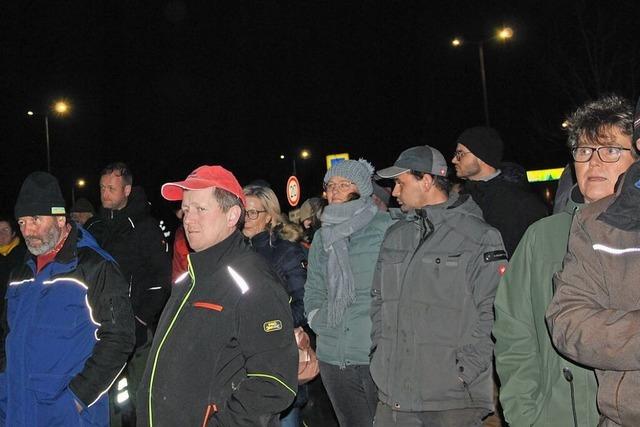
0;224;135;427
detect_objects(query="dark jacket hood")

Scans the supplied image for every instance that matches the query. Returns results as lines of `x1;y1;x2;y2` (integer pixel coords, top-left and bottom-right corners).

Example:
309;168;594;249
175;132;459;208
598;160;640;231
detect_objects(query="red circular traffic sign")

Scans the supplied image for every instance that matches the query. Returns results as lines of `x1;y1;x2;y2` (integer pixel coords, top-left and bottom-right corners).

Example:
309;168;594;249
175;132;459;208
286;176;301;207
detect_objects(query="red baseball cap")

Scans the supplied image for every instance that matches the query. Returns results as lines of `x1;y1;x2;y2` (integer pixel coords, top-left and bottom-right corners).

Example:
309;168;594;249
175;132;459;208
161;165;246;206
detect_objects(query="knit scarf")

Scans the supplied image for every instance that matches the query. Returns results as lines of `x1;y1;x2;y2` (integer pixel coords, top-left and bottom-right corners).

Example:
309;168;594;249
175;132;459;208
320;197;378;327
0;237;19;257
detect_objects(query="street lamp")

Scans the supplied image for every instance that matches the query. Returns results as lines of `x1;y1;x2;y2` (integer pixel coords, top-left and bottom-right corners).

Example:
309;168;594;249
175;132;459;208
71;178;86;204
27;99;71;173
279;149;312;175
451;27;513;126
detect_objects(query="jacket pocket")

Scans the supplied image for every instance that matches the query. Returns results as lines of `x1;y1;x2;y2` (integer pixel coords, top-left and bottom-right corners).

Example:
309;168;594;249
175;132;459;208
417;252;469;305
27;374;82;427
201;402;218;426
615;370;640;426
378;249;409;301
193;301;224;312
596;369;624;425
370;337;392;393
418;346;463;401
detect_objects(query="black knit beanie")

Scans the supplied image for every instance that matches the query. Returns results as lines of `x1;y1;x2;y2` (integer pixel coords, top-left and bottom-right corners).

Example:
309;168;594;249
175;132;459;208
456;126;504;168
15;171;66;218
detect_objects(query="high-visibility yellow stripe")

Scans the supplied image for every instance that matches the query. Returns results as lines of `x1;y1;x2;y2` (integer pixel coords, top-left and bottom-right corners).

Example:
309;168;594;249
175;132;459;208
246;373;297;396
148;257;196;426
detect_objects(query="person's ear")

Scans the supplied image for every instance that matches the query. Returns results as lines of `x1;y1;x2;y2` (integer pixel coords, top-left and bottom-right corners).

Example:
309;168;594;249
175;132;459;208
227;205;242;228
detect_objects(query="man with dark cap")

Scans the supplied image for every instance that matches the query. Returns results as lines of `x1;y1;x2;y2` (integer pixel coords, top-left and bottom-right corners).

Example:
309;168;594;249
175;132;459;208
70;197;106;242
137;165;298;426
452;126;548;256
0;171;135;426
372;146;507;427
546;97;640;427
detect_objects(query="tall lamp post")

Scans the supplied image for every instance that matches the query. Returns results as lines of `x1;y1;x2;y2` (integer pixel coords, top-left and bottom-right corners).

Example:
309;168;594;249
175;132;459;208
27;100;70;173
452;27;513;127
71;178;86;204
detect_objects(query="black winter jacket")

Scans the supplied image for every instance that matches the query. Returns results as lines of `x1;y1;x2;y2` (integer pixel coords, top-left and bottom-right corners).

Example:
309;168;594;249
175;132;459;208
99;187;171;344
0;239;26;295
137;231;298;427
249;231;307;327
0;224;135;408
461;173;548;257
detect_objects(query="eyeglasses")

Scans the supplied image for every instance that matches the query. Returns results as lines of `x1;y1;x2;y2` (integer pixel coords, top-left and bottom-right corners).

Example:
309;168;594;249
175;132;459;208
571;146;631;163
454;150;471;160
245;209;266;220
323;181;354;192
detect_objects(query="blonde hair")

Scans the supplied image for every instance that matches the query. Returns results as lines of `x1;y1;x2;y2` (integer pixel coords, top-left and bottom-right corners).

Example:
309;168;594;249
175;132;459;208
243;185;283;231
243;185;304;242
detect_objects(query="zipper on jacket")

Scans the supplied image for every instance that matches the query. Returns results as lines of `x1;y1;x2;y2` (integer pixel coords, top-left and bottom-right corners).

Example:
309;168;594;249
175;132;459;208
110;298;115;324
562;367;578;427
390;213;433;394
147;259;197;426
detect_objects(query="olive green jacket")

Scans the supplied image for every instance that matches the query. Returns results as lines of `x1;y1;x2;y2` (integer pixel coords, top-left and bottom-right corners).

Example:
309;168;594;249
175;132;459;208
493;189;599;426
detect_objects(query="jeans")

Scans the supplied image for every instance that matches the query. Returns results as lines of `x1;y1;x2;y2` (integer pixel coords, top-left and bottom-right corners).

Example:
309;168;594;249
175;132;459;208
319;361;377;427
280;384;308;427
374;401;488;427
280;407;301;427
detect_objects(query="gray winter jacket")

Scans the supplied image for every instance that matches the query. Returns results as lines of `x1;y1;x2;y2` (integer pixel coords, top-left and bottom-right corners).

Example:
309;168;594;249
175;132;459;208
370;192;507;412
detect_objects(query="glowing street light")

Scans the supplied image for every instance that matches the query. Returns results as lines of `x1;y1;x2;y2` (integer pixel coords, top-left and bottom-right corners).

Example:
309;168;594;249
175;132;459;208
71;178;86;204
27;99;71;173
54;100;70;115
497;27;514;41
451;27;515;126
280;149;312;175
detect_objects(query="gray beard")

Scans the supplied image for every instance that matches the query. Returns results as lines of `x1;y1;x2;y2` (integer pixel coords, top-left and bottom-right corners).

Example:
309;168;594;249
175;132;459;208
26;225;61;256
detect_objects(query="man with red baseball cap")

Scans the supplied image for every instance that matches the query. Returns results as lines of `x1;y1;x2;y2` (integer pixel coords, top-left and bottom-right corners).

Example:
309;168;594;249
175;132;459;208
137;165;298;426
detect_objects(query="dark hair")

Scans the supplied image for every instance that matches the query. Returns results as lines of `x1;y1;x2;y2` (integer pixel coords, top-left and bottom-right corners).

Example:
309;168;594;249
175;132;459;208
212;187;245;230
0;214;18;236
566;94;636;156
409;170;452;194
101;162;133;186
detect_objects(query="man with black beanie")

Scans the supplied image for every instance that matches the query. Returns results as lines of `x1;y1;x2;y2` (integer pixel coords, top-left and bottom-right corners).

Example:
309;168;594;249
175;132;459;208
0;171;135;426
452;126;548;256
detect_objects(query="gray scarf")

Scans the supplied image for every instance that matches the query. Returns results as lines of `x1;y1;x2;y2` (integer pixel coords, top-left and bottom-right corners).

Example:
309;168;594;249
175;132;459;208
320;197;378;327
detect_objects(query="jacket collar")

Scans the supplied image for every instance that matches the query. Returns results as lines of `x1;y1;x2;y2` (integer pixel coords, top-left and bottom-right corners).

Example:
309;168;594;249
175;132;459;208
188;230;247;279
564;185;584;215
248;230;272;248
597;160;640;231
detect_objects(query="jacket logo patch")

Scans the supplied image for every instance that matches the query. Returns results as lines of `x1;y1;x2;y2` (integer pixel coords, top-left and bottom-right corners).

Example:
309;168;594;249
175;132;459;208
484;250;508;263
193;302;224;312
263;320;282;332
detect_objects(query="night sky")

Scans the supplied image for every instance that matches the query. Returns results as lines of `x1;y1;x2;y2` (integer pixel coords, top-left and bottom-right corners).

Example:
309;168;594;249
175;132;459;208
2;1;639;217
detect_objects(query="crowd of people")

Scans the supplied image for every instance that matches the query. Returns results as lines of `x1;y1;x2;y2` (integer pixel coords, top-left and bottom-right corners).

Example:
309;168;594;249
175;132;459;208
0;92;639;427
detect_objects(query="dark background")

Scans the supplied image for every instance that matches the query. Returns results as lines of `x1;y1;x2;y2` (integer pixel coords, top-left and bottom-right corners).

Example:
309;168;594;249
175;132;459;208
2;1;639;217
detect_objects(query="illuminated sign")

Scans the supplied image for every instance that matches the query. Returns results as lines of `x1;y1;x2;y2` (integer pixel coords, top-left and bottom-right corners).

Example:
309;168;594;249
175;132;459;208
325;153;350;170
526;167;564;183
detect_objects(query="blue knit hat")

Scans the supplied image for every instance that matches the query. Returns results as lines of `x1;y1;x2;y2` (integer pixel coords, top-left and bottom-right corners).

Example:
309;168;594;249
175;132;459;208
324;159;374;198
